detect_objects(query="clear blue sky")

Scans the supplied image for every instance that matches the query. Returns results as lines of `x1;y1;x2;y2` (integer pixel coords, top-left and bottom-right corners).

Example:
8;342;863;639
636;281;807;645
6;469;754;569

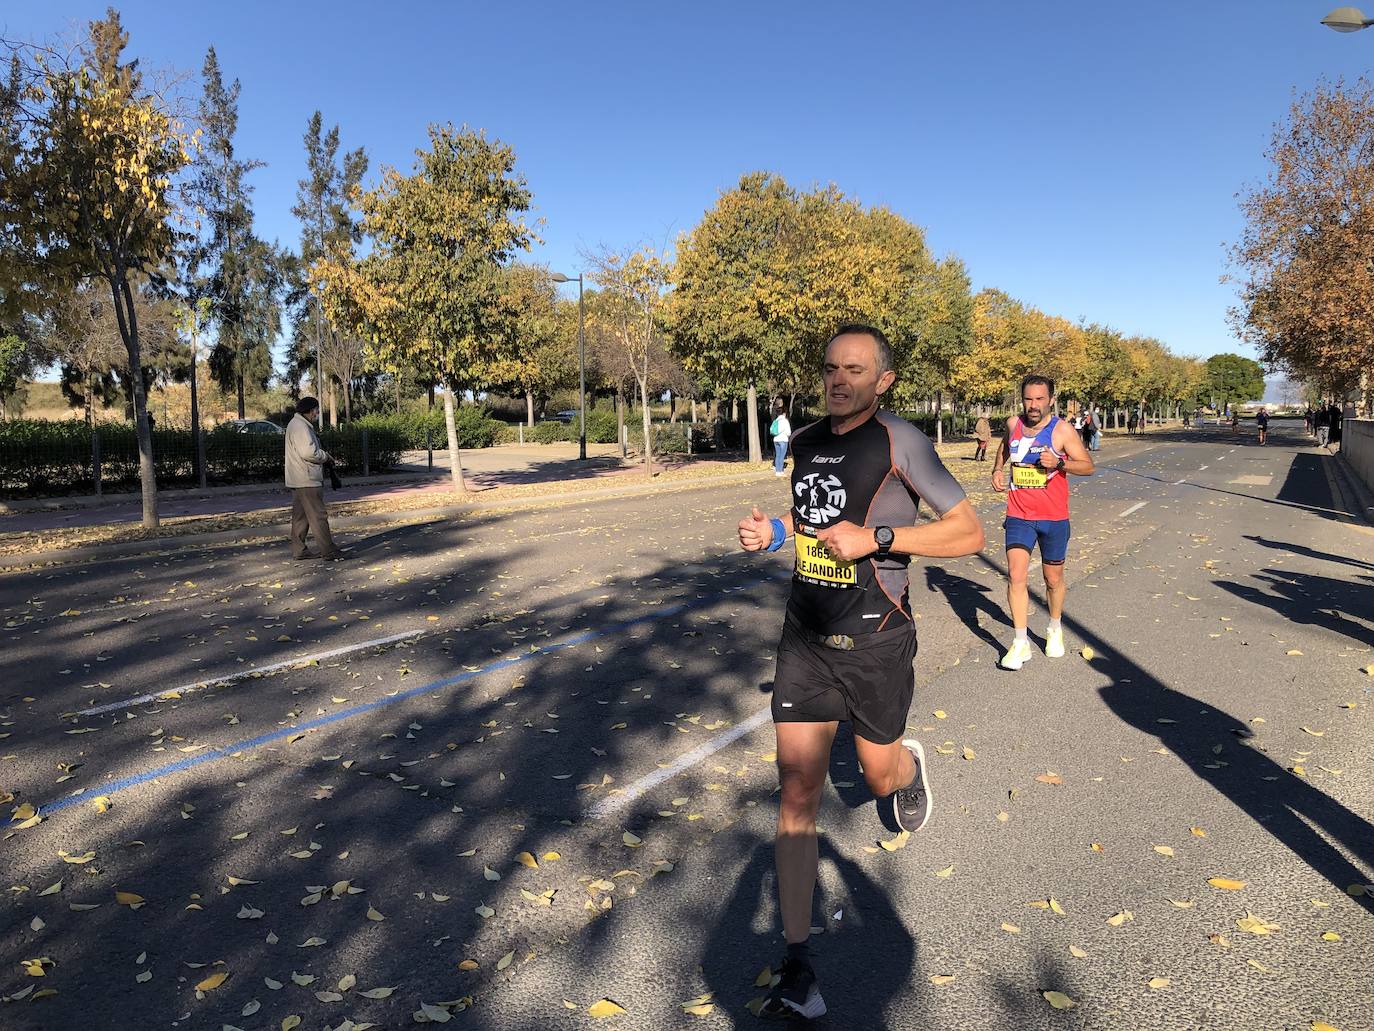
11;2;1374;365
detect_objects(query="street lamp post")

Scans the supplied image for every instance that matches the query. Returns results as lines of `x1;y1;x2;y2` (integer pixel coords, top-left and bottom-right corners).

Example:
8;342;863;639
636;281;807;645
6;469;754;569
551;271;587;460
1322;6;1374;31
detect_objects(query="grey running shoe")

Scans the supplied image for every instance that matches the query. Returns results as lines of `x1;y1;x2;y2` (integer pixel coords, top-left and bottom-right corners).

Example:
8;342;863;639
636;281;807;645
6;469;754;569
893;739;932;833
759;955;826;1020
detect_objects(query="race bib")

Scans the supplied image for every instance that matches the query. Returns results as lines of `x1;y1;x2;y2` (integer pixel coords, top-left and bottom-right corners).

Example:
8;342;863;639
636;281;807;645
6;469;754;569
1011;462;1049;489
794;532;857;587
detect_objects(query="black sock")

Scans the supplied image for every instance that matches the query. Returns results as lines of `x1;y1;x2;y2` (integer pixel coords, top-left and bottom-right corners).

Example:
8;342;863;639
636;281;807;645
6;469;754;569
786;940;811;965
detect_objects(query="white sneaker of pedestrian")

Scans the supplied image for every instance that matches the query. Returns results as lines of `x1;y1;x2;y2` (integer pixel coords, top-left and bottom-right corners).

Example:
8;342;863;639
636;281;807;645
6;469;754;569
1045;626;1066;658
1001;636;1034;671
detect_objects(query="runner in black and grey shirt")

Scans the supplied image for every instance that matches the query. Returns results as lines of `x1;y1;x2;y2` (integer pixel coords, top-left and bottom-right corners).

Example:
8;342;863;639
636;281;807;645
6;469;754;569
738;324;985;1021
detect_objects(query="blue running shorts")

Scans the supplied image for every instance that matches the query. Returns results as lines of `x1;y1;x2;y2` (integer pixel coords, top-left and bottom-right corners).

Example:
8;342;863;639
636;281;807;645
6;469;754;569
1003;516;1070;564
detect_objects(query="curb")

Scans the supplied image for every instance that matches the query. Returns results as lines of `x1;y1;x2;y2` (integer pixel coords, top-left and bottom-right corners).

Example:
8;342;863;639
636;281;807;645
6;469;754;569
0;467;778;572
1332;446;1374;526
0;468;449;516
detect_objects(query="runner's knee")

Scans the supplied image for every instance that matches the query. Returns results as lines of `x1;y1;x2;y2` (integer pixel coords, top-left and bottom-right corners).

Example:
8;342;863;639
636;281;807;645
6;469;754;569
777;756;827;813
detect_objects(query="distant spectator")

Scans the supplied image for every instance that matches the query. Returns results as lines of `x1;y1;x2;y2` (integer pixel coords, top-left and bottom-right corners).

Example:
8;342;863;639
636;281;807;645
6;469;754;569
974;413;992;461
1304;407;1314;434
769;400;791;476
1314;405;1330;447
1327;403;1343;446
1127;410;1138;435
1256;406;1269;446
286;396;346;560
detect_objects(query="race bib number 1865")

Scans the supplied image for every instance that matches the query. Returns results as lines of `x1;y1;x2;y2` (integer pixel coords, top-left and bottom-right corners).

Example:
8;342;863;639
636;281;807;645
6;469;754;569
794;532;857;587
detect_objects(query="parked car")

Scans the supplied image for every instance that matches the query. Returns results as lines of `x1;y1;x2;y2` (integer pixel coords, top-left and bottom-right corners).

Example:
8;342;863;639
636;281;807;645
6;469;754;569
552;410;579;424
221;419;285;436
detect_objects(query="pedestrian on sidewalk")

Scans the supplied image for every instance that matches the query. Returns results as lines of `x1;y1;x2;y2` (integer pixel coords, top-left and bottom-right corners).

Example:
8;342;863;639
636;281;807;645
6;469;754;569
1327;403;1343;447
1127;410;1138;436
1256;406;1269;446
770;400;792;477
286;396;346;561
1314;405;1330;447
974;413;992;461
738;324;984;1020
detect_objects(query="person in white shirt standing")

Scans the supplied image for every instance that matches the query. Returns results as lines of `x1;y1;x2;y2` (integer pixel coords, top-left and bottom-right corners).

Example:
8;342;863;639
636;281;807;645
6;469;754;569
285;396;346;560
770;399;792;476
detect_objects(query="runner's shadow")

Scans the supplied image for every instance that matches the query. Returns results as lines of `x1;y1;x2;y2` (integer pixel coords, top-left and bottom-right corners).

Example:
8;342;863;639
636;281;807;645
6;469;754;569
923;565;1008;656
700;832;917;1029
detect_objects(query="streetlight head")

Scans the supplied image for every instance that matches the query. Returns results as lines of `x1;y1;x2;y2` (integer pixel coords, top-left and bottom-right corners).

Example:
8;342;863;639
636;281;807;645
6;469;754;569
1322;6;1371;31
550;272;572;283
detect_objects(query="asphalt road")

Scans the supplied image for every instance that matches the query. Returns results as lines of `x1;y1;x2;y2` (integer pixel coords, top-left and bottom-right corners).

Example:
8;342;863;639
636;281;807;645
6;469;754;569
1;424;1370;1031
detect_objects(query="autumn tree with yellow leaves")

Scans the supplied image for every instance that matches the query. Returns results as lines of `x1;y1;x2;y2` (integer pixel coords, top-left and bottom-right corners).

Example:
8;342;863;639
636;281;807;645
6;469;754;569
1231;77;1374;411
314;124;535;491
6;10;196;526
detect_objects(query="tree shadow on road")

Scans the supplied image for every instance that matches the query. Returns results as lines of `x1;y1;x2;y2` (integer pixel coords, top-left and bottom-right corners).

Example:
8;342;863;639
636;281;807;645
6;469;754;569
1212;570;1374;650
969;551;1374;907
1243;534;1374;573
699;831;916;1030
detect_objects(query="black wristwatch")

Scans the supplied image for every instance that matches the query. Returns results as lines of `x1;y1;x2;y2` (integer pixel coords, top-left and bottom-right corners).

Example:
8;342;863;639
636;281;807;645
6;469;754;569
1056;457;1066;472
873;525;895;558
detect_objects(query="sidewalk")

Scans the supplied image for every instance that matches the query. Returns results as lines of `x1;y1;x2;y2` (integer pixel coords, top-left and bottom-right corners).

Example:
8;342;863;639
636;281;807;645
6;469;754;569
0;442;680;534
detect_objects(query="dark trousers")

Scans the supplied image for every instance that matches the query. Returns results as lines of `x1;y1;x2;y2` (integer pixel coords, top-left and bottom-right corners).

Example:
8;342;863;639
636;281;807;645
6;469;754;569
291;486;338;558
974;440;988;460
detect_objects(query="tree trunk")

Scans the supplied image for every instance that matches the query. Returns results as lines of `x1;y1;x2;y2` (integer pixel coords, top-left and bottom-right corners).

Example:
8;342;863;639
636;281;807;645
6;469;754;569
730;397;738;422
328;381;338;428
526;390;535;428
442;383;467;492
616;387;627;458
690;397;698;424
640;377;653;474
236;369;246;419
668;392;677;423
935;389;944;445
190;331;205;489
111;270;158;528
746;381;762;463
344;380;352;423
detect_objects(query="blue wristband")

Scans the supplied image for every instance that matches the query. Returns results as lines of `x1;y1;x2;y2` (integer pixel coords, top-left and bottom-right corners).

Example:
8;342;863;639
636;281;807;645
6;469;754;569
766;518;786;552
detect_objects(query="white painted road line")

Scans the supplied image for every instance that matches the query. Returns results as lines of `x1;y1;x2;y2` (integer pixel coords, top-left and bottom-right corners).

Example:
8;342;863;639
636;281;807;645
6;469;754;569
1116;502;1148;519
75;629;425;717
588;706;774;819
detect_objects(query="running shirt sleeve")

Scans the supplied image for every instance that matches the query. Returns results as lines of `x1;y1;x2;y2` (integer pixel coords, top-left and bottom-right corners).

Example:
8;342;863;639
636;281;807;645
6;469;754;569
878;412;966;517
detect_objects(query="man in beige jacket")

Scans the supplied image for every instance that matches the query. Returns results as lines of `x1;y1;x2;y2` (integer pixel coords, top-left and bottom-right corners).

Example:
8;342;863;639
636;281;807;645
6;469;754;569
286;397;345;560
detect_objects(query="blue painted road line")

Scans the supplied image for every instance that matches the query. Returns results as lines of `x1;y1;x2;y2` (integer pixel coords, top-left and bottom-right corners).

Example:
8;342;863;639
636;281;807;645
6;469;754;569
39;575;781;818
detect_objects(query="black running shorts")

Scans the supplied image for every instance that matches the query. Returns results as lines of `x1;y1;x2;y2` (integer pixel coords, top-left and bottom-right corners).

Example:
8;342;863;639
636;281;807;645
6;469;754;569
771;618;917;745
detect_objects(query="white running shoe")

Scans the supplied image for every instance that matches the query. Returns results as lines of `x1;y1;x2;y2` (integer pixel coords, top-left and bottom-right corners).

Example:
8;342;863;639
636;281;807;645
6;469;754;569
1001;636;1034;670
1045;626;1065;658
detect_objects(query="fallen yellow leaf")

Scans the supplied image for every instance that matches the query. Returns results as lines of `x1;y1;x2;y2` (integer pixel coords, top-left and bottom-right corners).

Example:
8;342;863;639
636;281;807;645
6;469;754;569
1208;877;1246;891
1043;990;1075;1010
588;999;627;1018
929;974;956;985
1147;977;1170;990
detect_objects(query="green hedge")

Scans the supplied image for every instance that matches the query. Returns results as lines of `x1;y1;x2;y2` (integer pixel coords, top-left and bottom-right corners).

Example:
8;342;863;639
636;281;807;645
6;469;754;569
0;419;404;498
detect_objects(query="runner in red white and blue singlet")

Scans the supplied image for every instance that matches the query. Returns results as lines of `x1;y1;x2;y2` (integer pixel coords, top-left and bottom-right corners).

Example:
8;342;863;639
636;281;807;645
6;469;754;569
1005;415;1070;522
